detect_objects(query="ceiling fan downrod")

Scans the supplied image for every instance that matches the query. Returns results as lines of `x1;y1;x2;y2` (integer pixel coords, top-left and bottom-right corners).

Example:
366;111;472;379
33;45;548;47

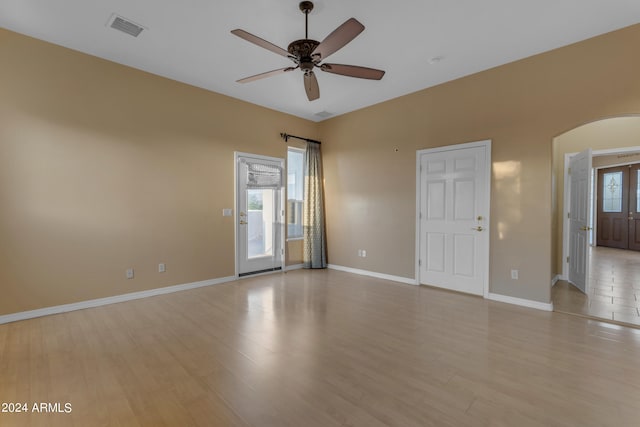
299;1;314;39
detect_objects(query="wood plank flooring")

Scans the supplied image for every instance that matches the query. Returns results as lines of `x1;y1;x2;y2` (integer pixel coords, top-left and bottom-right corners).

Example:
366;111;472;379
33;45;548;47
553;246;640;327
2;269;640;426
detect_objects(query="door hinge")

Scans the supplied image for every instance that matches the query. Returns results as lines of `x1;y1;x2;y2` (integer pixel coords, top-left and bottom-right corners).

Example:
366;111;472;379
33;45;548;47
567;212;570;219
281;248;284;255
419;259;422;266
419;212;422;219
566;256;570;263
568;167;571;175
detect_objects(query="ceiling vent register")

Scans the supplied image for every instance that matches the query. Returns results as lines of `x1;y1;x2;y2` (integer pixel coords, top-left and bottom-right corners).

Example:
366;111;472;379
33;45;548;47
108;14;145;37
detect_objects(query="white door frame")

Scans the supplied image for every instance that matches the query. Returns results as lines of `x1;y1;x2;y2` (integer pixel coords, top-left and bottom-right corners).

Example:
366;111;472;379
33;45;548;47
234;152;286;278
415;139;492;297
561;145;640;280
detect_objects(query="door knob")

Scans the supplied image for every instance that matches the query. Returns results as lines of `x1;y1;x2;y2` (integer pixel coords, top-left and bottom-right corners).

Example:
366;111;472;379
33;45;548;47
471;226;484;232
580;226;592;231
239;220;248;225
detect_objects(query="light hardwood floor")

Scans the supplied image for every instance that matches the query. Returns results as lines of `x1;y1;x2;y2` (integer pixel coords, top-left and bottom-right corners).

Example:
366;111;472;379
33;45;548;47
553;246;640;327
2;269;640;426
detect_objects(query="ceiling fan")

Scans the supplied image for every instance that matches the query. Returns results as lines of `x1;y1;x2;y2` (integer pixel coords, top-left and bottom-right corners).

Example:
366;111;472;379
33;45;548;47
231;1;385;101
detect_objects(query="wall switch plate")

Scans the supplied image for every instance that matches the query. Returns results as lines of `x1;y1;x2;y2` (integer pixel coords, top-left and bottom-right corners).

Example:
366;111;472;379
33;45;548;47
126;268;134;279
362;250;367;257
159;263;166;273
222;208;232;217
511;269;519;280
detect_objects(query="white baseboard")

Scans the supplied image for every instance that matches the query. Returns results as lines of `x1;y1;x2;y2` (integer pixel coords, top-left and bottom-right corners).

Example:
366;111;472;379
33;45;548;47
0;276;236;325
551;275;561;287
328;264;417;285
487;292;554;312
285;264;304;271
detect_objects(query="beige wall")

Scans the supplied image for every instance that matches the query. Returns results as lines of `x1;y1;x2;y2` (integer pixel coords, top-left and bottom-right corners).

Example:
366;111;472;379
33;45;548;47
3;23;640;315
552;117;640;275
0;29;316;315
319;24;640;303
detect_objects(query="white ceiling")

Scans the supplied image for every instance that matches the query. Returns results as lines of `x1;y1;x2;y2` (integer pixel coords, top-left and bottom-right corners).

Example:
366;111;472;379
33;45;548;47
1;1;640;122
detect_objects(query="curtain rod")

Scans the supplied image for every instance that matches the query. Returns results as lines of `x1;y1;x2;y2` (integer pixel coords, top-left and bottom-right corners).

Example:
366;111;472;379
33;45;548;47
280;133;321;145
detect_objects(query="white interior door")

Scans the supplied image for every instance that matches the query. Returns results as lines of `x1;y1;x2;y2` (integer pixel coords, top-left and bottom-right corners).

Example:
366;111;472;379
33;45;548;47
418;141;490;296
236;153;284;276
568;148;592;293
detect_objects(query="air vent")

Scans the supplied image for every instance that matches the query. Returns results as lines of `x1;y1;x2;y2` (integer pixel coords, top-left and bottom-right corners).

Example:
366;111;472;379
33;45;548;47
314;111;333;118
107;14;146;37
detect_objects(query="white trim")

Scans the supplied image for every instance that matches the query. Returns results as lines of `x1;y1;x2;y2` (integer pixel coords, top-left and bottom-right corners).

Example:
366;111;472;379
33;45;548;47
551;274;560;287
487;293;554;312
285;264;304;271
287;146;306;154
415;140;492;298
0;276;236;325
561;152;572;280
328;264;417;285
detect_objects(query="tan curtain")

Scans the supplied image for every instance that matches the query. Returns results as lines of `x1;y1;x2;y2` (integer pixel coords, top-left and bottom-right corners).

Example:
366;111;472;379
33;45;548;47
303;142;327;268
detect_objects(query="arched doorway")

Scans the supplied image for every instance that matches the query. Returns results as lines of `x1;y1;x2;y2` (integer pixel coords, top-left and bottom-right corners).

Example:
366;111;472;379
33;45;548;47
552;116;640;327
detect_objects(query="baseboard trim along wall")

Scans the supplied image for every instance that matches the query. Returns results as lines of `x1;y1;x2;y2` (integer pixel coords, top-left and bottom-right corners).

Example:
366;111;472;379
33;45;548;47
327;264;417;286
328;264;554;312
487;292;554;312
1;268;556;324
551;275;561;287
0;276;237;325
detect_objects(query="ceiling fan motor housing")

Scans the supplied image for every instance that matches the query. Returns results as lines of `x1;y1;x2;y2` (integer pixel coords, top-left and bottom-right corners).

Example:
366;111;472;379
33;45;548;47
288;39;320;72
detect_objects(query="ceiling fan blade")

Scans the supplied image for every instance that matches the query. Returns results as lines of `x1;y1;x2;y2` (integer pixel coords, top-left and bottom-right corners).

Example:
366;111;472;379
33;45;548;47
312;18;364;61
304;72;320;101
320;63;385;80
237;67;296;83
231;29;290;58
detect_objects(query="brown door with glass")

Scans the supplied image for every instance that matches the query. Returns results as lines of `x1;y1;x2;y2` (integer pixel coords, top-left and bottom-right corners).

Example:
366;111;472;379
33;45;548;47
597;163;640;251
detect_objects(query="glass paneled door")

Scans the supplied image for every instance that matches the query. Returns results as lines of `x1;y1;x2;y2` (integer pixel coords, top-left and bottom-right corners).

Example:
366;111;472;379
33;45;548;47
597;163;640;251
236;153;284;276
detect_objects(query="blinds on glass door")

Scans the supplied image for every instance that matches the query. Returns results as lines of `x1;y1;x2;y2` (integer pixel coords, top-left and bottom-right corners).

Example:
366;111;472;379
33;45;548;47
245;161;282;188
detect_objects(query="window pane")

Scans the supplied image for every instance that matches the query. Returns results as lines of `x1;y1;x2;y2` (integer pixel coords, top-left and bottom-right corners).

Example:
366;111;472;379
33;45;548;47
247;189;274;258
602;171;623;213
287;149;304;239
287;150;304;200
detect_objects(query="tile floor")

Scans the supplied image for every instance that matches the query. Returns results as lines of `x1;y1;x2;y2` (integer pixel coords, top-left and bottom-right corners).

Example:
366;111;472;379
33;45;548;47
553;246;640;327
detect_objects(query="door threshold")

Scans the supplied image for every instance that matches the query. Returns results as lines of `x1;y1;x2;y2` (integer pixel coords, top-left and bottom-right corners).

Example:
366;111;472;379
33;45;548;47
238;267;282;277
554;308;640;330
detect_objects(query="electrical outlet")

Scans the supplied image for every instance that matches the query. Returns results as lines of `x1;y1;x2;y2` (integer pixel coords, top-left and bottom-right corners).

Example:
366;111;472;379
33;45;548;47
126;268;134;279
511;269;519;280
159;263;166;273
362;250;367;257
